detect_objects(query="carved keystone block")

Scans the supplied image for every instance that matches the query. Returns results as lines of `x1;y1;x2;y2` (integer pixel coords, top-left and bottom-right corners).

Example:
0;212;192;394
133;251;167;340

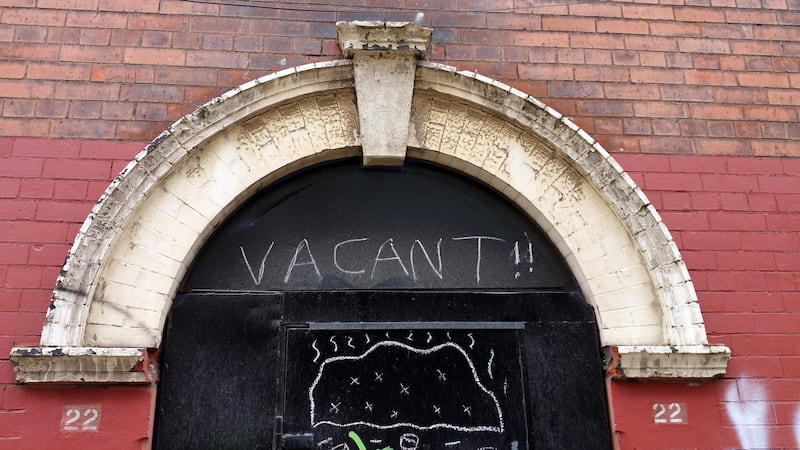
336;21;432;166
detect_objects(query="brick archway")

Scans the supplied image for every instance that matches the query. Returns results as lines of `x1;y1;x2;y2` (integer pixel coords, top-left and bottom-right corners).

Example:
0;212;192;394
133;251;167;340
12;54;728;382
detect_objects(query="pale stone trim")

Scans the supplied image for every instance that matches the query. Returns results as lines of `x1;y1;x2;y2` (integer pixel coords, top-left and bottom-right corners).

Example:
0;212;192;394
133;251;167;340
12;38;728;380
10;347;154;383
338;22;433;165
38;60;357;348
609;345;731;379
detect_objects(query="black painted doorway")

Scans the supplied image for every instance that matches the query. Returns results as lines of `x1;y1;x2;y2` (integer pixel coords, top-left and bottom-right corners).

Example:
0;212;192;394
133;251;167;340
153;159;611;449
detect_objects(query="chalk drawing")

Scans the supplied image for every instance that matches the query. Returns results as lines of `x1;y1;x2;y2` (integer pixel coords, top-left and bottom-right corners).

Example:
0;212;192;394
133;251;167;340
285;238;322;283
451;236;506;283
348;431;367;450
312;339;321;363
318;437;333;447
347;337;355;349
410;238;443;281
467;333;475;349
724;378;769;449
426;332;433;344
240;242;274;285
371;238;409;278
308;340;504;432
399;433;419;450
330;336;338;352
334;238;368;275
487;349;495;380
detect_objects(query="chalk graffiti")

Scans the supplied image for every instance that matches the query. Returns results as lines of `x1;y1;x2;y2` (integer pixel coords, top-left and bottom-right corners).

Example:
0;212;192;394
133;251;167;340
239;234;537;286
324;431;420;450
308;340;504;432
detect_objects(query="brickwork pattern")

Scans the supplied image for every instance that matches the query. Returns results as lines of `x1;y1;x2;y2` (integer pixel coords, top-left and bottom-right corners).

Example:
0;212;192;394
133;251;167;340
618;152;800;448
0;0;798;447
0;1;798;157
1;138;797;446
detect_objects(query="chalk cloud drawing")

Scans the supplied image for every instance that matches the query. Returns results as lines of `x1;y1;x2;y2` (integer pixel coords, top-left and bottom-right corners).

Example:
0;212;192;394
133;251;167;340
309;340;504;432
724;378;769;449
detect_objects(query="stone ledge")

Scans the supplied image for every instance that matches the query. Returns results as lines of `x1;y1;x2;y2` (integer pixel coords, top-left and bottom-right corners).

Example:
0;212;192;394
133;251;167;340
9;347;157;384
605;345;730;379
336;21;431;58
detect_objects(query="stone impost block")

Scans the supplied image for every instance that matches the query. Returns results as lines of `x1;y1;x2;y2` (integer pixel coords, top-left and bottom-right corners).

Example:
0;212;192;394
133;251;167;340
9;347;157;384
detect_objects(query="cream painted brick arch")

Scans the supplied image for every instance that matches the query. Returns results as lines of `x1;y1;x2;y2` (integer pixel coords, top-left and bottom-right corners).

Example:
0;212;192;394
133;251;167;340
12;46;728;382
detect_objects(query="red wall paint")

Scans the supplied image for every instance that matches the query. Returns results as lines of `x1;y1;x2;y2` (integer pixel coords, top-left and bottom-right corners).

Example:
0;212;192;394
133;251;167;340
1;385;155;450
1;142;799;448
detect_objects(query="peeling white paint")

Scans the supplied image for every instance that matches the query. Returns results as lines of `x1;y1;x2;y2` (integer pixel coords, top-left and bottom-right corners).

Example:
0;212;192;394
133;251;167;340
724;378;769;449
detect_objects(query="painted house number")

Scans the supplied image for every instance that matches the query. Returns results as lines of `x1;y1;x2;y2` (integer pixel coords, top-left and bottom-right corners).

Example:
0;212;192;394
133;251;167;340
652;402;687;424
61;405;101;432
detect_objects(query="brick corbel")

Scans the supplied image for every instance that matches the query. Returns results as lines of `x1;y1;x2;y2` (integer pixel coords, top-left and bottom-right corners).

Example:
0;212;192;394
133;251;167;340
336;21;432;166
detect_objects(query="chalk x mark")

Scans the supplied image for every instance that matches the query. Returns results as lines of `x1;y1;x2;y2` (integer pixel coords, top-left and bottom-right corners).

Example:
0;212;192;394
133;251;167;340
309;340;504;432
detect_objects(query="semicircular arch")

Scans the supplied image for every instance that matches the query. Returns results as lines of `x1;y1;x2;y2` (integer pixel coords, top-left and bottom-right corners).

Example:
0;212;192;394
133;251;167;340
21;59;727;381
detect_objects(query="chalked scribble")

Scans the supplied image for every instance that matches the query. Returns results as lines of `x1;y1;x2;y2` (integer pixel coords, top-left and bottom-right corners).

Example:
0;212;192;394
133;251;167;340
308;340;504;432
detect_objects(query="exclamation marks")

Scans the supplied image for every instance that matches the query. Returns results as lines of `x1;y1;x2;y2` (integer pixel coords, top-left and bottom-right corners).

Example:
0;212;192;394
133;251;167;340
513;232;534;279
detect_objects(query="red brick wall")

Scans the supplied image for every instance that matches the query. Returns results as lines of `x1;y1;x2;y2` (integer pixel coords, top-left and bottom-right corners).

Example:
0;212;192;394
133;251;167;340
1;1;798;156
1;1;799;448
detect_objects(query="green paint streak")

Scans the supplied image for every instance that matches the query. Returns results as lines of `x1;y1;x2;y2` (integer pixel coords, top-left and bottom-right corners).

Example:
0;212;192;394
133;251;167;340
348;431;368;450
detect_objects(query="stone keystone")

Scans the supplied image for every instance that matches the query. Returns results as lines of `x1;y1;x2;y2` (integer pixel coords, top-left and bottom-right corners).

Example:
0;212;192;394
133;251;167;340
336;21;433;166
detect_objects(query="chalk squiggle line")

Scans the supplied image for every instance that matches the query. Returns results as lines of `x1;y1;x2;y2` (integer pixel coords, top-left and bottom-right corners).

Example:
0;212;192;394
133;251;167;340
487;349;495;379
312;340;320;363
